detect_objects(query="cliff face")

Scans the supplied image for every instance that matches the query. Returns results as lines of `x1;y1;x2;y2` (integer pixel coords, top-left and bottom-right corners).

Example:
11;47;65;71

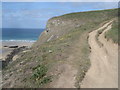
34;9;118;46
34;17;84;46
2;9;118;88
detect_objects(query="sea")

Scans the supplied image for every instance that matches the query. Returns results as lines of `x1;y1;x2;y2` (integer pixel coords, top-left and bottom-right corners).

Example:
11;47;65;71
2;28;44;42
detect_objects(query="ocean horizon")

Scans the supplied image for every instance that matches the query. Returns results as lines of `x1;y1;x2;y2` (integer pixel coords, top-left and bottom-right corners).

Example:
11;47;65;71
2;28;44;42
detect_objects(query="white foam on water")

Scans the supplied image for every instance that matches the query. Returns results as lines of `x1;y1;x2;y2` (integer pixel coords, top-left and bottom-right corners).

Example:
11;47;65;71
0;40;36;42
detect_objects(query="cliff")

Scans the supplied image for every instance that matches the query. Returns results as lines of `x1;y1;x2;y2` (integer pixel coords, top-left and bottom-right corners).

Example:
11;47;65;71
34;8;118;46
2;8;118;88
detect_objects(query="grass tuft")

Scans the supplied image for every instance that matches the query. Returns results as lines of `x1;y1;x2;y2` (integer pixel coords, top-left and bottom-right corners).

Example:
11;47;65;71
32;65;48;80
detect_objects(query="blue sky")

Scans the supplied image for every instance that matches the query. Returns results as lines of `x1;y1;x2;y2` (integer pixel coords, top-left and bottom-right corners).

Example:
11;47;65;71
2;2;118;28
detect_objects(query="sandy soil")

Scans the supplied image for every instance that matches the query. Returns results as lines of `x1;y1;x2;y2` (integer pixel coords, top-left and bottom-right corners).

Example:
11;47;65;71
0;41;34;60
52;64;77;88
81;20;118;88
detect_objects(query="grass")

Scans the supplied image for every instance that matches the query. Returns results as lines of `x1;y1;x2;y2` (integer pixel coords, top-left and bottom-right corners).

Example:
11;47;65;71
32;64;48;80
2;8;118;88
105;19;119;44
32;64;52;86
40;76;52;85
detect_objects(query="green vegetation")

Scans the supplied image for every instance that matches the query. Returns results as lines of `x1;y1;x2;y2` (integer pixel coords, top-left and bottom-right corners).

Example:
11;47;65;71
32;65;47;80
105;19;119;44
32;64;52;86
40;76;52;85
2;8;118;88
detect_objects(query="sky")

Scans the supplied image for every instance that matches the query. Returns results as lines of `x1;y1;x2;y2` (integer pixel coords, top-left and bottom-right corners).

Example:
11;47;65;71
1;0;120;2
2;2;118;29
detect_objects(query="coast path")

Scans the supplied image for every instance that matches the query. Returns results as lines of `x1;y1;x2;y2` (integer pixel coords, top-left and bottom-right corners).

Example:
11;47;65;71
81;20;118;88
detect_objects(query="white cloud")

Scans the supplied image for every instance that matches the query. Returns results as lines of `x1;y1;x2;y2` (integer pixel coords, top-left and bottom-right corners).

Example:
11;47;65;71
2;0;119;2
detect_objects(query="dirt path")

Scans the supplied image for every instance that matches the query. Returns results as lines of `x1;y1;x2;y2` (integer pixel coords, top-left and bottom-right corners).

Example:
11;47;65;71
52;64;77;88
81;20;118;88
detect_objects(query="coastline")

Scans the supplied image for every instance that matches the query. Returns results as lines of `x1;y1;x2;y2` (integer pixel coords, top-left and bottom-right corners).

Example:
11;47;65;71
0;40;35;60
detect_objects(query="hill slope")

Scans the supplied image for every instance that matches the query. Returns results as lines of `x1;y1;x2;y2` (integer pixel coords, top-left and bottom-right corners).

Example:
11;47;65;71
2;8;118;88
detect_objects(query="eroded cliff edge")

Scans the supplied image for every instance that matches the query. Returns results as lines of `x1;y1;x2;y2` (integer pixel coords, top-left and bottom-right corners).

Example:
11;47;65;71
2;8;118;88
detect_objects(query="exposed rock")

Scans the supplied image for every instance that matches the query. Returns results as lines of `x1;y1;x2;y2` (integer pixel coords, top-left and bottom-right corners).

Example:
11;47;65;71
2;46;29;68
12;55;19;61
49;50;52;53
3;46;8;47
8;46;18;48
4;45;18;48
47;35;54;42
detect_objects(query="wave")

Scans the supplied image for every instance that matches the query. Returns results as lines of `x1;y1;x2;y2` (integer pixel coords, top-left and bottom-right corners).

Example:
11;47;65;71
0;40;36;42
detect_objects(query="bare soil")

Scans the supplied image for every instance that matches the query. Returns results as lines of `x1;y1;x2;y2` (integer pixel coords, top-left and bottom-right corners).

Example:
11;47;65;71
81;20;118;88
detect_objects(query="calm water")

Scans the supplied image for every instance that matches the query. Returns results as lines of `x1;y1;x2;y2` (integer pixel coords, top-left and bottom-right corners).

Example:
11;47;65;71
2;28;44;42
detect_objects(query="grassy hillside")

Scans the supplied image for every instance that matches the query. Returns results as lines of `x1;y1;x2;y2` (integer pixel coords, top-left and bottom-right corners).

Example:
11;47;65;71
2;8;118;88
105;19;119;44
35;8;118;46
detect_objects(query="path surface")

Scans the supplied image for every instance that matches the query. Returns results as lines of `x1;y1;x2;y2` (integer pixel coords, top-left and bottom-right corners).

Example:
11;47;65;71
81;20;118;88
53;64;77;88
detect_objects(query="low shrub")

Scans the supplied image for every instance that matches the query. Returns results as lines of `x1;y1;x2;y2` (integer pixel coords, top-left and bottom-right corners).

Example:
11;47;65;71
32;65;48;80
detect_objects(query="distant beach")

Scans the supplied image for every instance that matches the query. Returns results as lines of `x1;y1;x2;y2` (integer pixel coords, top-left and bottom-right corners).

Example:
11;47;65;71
1;41;34;60
1;28;44;60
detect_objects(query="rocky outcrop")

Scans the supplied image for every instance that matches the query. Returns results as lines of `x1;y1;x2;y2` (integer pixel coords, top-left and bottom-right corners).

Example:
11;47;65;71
4;45;18;48
34;16;84;47
2;46;29;68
